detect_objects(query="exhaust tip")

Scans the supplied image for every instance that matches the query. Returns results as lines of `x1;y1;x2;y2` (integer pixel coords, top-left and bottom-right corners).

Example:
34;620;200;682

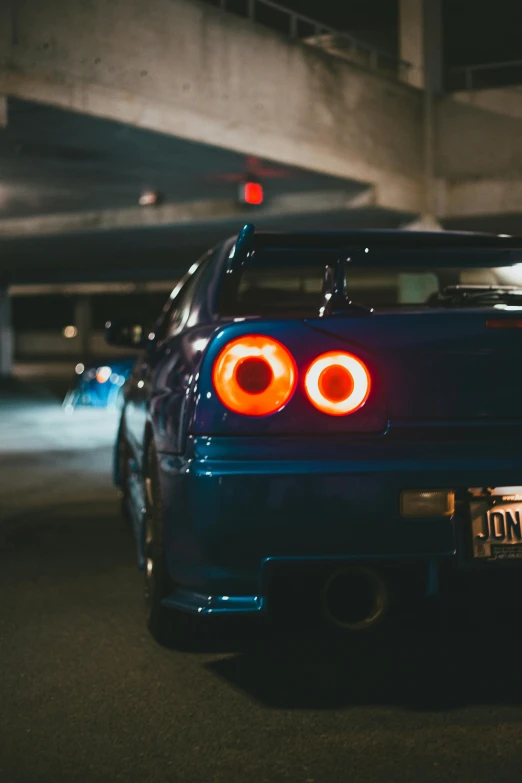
322;566;389;631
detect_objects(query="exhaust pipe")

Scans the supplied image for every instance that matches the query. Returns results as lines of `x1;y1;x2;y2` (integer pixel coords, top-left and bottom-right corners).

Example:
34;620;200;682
322;566;389;631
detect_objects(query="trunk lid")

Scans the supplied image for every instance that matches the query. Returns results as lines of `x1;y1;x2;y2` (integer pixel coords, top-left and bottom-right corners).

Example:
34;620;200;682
306;310;522;421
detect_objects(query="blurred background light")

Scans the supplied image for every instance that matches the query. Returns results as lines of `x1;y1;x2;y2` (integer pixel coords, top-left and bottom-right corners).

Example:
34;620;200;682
96;366;112;384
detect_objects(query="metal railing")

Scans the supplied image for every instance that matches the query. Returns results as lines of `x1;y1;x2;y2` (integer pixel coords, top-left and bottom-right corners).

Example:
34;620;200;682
450;59;522;91
209;0;411;79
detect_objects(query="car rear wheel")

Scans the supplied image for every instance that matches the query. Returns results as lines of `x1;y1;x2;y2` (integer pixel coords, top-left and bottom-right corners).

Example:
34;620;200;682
143;441;199;649
117;426;132;524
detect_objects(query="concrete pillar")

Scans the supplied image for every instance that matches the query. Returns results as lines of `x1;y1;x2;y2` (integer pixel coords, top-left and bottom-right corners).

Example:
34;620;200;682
0;286;13;378
74;296;92;358
399;0;442;92
0;1;14;60
399;0;442;225
399;0;424;88
0;96;7;128
423;0;443;95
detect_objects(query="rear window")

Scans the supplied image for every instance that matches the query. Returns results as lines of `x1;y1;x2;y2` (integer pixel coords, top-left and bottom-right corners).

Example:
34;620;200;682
228;248;522;315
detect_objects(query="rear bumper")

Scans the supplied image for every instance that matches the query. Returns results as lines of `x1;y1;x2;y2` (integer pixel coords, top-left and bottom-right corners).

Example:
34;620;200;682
158;430;522;613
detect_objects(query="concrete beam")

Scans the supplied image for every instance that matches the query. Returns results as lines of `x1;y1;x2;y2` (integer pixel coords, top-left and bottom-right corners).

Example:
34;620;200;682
0;188;389;239
0;198;242;238
437;97;522;181
0;0;424;213
453;87;522;121
442;179;522;219
400;213;442;230
9;281;176;296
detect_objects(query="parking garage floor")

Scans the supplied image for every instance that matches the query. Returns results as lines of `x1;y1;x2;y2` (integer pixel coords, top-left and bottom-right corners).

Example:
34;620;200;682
2;384;522;783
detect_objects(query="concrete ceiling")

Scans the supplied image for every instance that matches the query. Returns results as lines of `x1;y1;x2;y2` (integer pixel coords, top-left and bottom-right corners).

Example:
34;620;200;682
0;98;359;219
0;98;414;284
3;96;522;286
2;208;412;284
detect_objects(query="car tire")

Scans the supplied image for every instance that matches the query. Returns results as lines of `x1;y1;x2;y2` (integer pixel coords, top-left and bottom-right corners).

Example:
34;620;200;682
143;440;199;649
116;425;132;524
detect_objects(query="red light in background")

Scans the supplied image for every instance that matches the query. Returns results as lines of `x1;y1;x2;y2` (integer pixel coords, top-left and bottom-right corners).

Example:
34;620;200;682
241;182;264;205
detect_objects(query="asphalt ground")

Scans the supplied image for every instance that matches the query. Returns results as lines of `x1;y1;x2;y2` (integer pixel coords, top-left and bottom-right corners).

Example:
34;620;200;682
1;383;522;782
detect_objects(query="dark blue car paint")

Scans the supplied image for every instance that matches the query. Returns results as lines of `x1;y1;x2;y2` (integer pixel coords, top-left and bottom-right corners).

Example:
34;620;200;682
116;229;522;617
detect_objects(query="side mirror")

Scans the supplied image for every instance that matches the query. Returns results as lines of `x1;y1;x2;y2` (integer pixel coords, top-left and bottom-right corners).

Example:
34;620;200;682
105;320;147;348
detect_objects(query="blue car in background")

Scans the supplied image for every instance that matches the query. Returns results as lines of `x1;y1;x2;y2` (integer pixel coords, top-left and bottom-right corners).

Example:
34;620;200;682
106;225;522;647
63;356;137;412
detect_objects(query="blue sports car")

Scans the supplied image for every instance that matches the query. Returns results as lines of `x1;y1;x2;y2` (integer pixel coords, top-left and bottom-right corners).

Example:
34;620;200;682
63;357;137;412
107;225;522;646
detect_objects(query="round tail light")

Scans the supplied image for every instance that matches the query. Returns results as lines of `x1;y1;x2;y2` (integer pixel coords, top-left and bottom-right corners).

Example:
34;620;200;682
212;335;297;416
305;351;371;416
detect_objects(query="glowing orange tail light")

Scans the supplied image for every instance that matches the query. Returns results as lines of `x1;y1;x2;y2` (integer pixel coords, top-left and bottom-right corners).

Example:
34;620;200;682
212;335;297;416
305;351;371;416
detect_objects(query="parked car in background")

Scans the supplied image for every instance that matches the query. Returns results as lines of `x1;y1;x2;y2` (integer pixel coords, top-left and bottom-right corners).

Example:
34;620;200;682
63;356;137;412
107;224;522;647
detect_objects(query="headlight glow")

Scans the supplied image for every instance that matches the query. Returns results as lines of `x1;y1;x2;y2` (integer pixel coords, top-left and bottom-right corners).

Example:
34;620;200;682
96;366;112;384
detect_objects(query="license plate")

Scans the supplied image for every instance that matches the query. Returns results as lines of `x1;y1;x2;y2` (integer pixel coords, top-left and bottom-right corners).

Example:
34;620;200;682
471;500;522;560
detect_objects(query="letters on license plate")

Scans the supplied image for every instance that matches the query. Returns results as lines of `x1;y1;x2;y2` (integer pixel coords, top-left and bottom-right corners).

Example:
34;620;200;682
471;501;522;560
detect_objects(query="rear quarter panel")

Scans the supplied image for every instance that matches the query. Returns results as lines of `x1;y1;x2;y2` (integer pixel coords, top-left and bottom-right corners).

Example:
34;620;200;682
148;325;221;454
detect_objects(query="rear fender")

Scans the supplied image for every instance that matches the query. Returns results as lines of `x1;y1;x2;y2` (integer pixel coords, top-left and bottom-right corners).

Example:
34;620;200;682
149;325;221;454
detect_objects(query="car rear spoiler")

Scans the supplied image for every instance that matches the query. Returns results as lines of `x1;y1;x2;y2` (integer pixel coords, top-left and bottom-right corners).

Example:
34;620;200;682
220;223;522;318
